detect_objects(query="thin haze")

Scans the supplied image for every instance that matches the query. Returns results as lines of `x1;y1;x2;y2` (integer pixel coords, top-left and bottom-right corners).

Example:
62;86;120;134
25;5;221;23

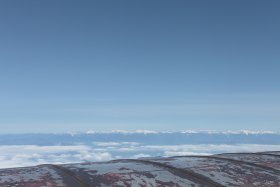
0;1;279;133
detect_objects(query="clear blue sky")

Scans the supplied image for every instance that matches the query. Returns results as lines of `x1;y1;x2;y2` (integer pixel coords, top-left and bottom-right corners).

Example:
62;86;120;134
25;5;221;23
0;1;279;133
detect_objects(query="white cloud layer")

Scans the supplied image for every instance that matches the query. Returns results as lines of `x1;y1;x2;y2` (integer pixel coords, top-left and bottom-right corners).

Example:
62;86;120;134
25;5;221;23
1;143;280;169
0;145;112;169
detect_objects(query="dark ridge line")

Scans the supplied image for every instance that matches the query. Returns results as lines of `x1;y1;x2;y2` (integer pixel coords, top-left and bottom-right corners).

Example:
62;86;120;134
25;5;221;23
214;153;280;172
115;159;225;187
171;155;280;175
215;152;280;159
258;151;280;154
232;151;280;157
259;153;280;158
215;152;280;157
257;151;280;157
40;164;90;187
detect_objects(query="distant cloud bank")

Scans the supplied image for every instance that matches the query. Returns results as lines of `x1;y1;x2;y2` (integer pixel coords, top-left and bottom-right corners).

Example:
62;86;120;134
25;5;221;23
0;130;279;169
1;144;280;169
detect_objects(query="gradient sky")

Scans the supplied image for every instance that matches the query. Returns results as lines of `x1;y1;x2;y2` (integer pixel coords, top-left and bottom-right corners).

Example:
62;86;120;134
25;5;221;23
0;1;279;133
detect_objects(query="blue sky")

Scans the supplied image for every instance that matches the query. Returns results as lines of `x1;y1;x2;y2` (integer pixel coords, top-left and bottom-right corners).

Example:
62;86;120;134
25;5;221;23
0;1;279;133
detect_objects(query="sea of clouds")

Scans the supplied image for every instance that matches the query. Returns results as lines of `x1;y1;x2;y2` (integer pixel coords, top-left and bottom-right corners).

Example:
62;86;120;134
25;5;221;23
0;130;279;169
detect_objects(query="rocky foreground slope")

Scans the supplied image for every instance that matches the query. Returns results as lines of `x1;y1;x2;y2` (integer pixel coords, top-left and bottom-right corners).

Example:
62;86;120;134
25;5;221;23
0;151;280;187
